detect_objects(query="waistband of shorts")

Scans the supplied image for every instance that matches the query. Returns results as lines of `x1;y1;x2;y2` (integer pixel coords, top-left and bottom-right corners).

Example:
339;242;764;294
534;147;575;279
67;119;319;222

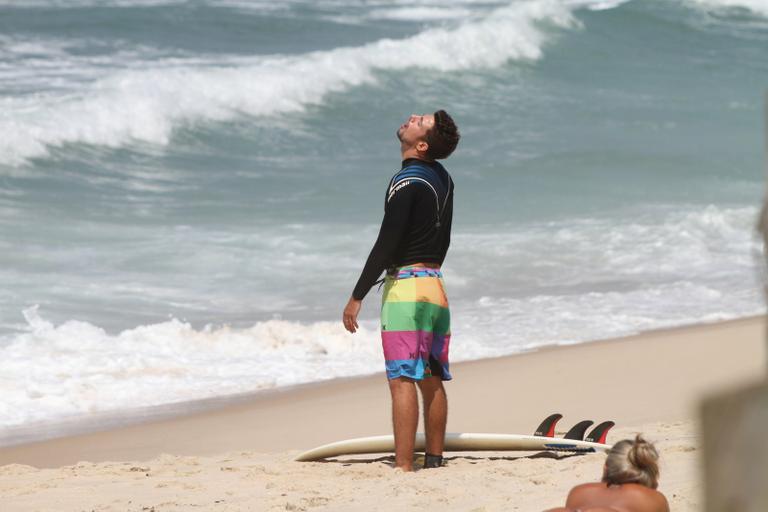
385;264;443;280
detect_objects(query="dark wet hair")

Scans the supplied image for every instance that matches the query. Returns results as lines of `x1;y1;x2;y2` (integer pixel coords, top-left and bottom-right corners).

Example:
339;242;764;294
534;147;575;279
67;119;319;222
425;110;460;160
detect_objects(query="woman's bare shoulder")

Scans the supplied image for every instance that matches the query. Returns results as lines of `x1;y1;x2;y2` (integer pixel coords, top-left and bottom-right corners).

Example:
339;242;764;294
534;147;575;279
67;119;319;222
568;482;608;499
565;482;669;512
619;484;670;511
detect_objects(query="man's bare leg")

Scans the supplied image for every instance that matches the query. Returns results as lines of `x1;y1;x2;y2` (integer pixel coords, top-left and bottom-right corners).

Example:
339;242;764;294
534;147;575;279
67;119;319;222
417;376;447;456
388;377;418;471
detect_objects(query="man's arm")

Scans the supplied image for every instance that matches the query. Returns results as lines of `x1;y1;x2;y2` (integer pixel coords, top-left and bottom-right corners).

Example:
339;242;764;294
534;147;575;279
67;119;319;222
352;185;416;300
342;184;417;333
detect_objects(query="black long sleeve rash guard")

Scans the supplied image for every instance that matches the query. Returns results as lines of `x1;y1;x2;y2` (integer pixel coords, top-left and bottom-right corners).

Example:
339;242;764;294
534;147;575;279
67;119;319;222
352;158;454;301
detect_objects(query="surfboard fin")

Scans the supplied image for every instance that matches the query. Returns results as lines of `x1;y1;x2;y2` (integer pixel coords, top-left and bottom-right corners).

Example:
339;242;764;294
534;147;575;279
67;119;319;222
563;420;594;440
585;421;615;444
534;413;563;437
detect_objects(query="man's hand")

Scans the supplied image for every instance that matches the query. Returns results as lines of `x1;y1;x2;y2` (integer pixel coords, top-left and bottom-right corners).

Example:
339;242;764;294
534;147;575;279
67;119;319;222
343;297;362;333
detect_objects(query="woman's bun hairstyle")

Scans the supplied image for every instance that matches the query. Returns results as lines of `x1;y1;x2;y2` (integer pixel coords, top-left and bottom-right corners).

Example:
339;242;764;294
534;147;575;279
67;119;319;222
602;434;660;489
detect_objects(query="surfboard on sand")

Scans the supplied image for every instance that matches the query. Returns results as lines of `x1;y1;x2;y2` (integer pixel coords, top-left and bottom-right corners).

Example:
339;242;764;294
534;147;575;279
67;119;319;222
294;414;615;462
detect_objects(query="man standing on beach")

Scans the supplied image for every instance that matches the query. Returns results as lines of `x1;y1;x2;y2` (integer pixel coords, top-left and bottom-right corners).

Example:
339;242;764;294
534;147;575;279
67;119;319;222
342;110;460;472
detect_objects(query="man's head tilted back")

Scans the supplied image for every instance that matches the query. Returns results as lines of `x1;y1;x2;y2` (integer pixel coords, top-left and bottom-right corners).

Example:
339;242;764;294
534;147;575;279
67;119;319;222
397;110;460;160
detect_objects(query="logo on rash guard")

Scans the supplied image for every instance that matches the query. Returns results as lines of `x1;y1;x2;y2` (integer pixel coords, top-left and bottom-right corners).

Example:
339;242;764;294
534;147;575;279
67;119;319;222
388;180;411;202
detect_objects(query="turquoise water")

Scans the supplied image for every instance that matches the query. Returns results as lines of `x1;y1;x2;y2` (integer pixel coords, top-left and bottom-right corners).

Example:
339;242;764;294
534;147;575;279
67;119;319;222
0;0;766;430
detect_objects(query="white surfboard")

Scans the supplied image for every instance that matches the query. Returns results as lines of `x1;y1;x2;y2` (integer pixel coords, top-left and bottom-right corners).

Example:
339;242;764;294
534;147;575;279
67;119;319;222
294;432;611;462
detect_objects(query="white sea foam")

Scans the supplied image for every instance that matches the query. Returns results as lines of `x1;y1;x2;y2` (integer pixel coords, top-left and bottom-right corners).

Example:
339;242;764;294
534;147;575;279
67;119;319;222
458;281;762;354
686;0;768;17
0;0;186;7
3;280;760;431
366;7;474;21
561;0;630;10
0;306;383;428
452;205;760;282
445;204;765;350
0;0;582;166
0;0;519;8
0;204;763;429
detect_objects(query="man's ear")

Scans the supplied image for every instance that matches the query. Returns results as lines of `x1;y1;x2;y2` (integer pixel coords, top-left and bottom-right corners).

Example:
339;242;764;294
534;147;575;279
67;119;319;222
416;140;429;153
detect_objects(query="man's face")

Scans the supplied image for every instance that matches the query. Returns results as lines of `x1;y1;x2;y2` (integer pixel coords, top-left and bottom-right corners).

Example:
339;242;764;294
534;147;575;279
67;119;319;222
397;113;435;147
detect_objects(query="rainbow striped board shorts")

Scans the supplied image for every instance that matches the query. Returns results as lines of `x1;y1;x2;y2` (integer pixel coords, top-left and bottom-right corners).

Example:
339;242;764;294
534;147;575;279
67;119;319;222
380;264;452;381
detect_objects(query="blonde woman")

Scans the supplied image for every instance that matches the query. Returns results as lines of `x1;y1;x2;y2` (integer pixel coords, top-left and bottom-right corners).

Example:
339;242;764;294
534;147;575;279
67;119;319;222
546;435;670;512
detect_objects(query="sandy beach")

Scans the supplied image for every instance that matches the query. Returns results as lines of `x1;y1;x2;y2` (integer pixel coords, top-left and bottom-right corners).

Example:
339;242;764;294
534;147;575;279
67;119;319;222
2;0;765;510
1;316;765;511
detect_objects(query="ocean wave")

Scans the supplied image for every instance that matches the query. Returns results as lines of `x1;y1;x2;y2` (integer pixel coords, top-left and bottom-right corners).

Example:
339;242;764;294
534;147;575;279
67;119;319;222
366;7;475;22
685;0;768;17
0;0;503;9
0;0;581;166
0;0;186;7
450;205;762;292
3;282;762;431
0;306;383;428
462;280;764;351
1;204;764;429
